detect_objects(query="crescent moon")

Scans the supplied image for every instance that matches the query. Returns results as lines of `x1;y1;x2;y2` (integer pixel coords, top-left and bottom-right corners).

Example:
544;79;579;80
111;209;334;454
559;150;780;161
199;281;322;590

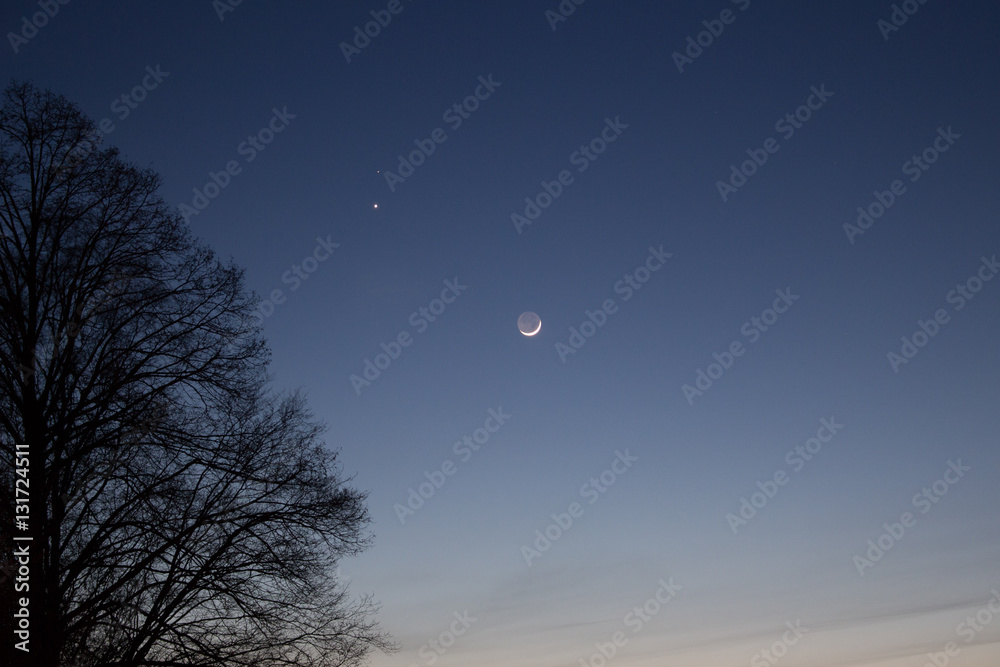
518;311;542;336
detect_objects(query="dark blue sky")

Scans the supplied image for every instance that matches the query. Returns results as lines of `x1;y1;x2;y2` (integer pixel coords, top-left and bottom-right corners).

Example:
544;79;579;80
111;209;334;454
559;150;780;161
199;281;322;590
6;1;999;664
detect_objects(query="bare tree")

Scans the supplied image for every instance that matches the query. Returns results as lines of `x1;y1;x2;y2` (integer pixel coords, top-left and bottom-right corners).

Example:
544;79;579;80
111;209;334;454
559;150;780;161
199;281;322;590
0;81;394;667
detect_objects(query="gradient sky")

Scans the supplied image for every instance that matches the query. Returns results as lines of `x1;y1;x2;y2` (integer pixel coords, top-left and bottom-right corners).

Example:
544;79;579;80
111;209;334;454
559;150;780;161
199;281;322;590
5;1;1000;665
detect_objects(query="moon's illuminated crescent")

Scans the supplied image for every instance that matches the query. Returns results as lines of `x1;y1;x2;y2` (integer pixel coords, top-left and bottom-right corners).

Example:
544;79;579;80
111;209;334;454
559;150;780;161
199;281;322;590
518;311;541;336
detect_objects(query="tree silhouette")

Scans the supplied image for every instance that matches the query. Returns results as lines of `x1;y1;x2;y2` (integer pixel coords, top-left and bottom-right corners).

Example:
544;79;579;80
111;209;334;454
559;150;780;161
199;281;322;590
0;81;394;667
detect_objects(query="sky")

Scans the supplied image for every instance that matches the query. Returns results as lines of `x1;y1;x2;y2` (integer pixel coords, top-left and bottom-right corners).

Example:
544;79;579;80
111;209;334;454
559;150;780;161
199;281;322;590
4;1;1000;665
